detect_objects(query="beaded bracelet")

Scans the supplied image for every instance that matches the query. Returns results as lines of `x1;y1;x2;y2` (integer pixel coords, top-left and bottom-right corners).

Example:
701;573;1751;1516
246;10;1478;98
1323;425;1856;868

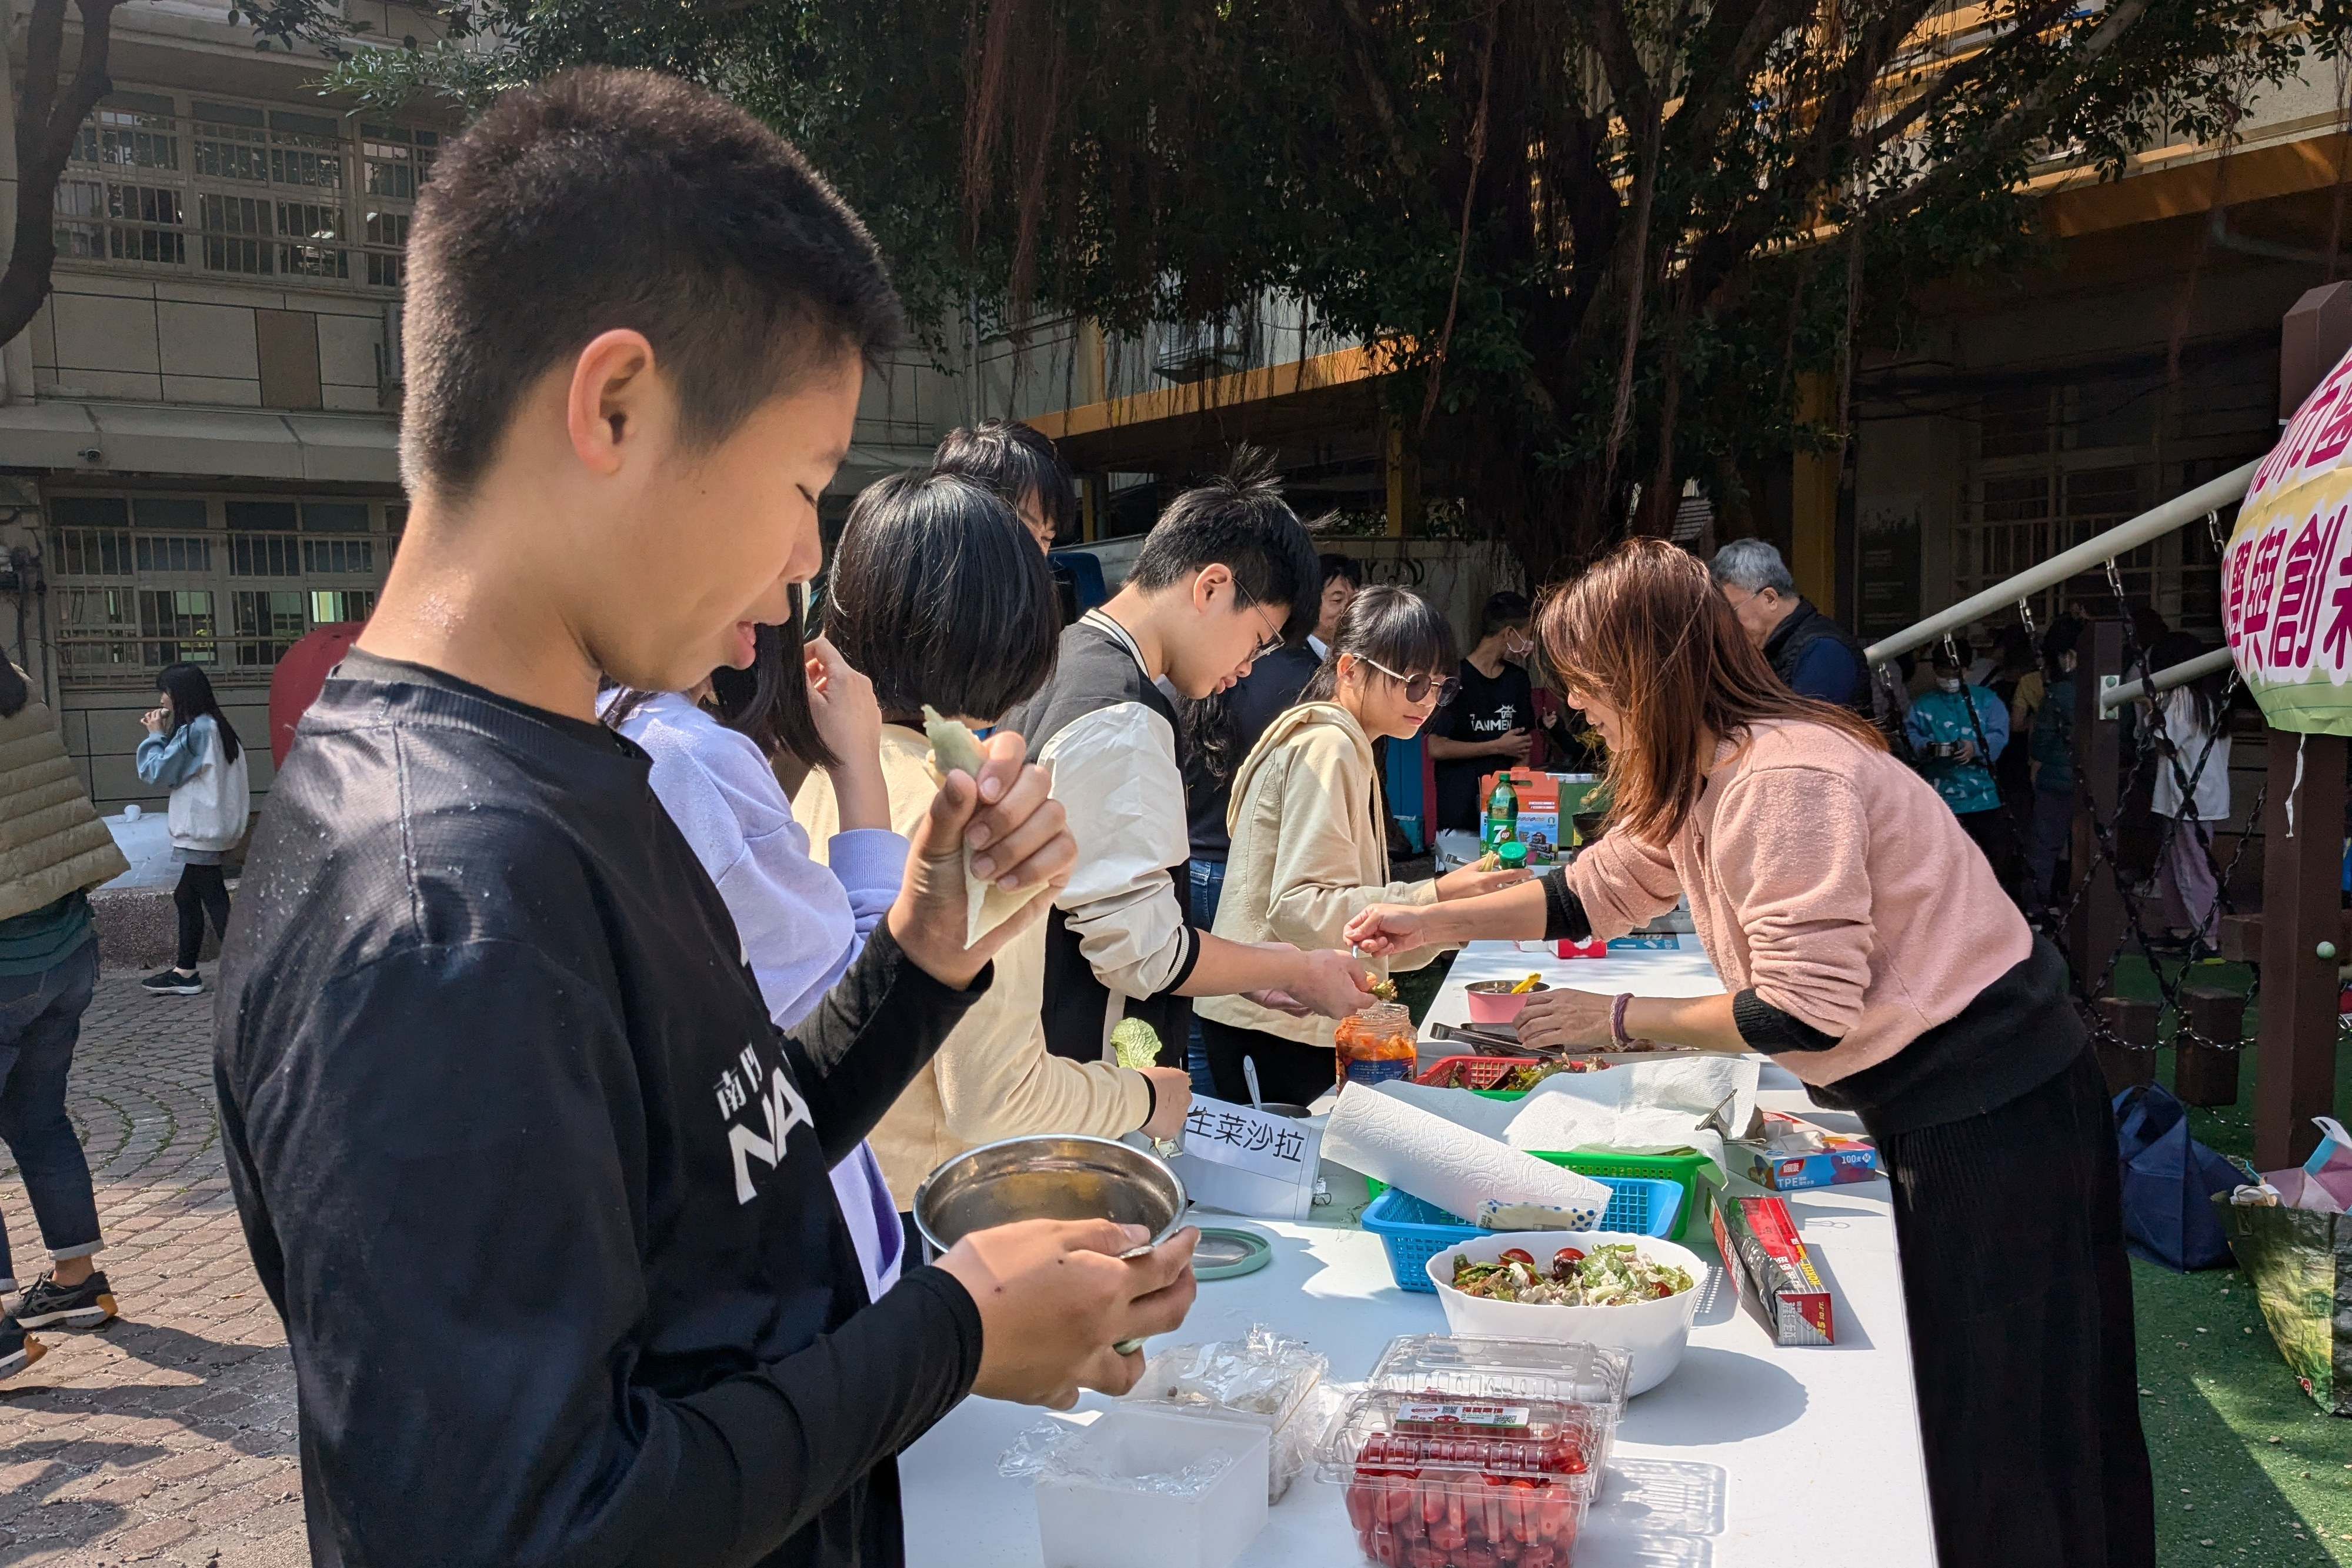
1610;992;1634;1047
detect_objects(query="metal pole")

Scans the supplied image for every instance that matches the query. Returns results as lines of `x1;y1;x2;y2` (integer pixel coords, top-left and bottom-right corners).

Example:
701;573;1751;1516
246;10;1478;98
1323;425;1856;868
1863;459;2259;665
2099;647;2235;712
2070;620;2126;989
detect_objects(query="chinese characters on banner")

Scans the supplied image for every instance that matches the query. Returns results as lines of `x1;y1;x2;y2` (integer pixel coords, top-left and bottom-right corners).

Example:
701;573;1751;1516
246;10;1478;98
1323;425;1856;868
2222;340;2352;730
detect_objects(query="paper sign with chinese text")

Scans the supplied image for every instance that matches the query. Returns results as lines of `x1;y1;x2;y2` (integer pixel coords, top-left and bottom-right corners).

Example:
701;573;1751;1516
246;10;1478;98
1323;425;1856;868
2224;345;2352;733
1167;1097;1323;1222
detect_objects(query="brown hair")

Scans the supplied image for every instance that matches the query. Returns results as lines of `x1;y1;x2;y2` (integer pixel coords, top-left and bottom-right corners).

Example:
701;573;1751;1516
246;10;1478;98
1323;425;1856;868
1539;538;1885;843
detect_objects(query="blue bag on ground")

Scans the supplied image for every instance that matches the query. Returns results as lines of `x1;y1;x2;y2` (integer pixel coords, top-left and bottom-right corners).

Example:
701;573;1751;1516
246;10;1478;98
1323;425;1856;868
2113;1083;2238;1271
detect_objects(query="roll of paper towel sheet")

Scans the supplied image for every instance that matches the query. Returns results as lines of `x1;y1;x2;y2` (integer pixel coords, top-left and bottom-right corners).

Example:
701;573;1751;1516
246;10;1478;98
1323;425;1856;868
1325;1086;1612;1225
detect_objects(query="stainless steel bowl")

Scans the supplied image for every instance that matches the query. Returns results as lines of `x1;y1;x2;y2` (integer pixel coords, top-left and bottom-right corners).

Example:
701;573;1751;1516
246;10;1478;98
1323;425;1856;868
912;1133;1189;1256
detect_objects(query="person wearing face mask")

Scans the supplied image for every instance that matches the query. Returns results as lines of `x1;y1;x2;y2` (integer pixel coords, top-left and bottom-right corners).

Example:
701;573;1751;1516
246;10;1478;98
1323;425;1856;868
1906;648;2012;870
1427;592;1540;849
2021;618;2082;909
1197;587;1530;1105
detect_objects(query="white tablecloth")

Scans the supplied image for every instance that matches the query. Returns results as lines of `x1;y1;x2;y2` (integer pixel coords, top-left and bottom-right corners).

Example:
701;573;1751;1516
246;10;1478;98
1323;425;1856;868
903;940;1938;1567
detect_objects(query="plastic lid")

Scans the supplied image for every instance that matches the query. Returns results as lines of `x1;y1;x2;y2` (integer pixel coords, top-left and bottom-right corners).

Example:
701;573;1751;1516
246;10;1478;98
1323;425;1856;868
1318;1389;1601;1487
1497;840;1529;868
1367;1334;1631;1412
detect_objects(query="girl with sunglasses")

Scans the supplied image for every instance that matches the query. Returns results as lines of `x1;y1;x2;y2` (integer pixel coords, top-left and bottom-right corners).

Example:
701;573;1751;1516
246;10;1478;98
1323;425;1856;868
1195;586;1529;1105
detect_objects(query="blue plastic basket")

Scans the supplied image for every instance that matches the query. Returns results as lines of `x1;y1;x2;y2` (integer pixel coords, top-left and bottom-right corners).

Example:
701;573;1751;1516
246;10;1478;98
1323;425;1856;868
1360;1176;1686;1294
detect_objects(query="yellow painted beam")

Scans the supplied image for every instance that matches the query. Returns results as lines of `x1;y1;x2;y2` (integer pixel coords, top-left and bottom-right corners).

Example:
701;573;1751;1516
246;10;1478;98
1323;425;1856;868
1026;343;1396;442
1791;371;1839;608
2041;132;2352;238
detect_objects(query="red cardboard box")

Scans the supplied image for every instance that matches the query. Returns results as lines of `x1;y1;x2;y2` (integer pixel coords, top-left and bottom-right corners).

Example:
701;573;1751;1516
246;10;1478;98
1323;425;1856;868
1711;1195;1835;1345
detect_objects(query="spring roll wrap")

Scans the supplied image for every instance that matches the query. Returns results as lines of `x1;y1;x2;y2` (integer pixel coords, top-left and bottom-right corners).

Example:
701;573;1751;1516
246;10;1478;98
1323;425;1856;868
923;705;1055;946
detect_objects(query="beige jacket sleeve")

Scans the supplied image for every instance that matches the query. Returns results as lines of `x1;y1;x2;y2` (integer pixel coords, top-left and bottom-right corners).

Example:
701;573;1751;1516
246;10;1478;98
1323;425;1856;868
1564;822;1684;938
927;920;1151;1146
1258;732;1448;972
1038;702;1197;999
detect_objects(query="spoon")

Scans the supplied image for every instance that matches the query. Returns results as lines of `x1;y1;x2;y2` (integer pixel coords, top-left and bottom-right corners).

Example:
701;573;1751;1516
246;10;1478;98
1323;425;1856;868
1242;1057;1266;1111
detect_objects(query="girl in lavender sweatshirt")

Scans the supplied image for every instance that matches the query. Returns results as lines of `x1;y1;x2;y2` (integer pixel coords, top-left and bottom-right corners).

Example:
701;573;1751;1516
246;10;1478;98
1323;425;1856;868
603;616;908;1301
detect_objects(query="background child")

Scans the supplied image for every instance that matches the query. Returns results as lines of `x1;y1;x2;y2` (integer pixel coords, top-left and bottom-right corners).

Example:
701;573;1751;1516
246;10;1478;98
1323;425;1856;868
134;661;250;996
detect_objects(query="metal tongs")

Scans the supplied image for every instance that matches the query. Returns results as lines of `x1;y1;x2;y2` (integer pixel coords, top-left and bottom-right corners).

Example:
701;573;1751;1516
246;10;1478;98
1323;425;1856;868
1426;1018;1564;1060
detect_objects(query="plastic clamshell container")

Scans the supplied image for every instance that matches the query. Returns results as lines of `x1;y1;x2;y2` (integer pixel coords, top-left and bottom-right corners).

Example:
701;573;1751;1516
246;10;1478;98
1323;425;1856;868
1367;1333;1632;1472
1427;1232;1710;1397
1361;1175;1683;1294
1322;1389;1597;1568
1035;1406;1270;1568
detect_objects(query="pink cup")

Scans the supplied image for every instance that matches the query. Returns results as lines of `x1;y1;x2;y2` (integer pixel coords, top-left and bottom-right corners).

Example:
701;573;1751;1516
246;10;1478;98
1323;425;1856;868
1465;979;1549;1025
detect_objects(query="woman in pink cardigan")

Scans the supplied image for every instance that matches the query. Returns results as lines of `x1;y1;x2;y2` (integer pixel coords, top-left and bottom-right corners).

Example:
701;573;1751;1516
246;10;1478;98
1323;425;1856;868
1347;539;2151;1568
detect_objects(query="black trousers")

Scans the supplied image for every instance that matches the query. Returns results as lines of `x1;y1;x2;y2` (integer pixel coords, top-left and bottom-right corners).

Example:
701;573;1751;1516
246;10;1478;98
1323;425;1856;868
1199;1016;1334;1108
172;863;232;970
1874;1043;2155;1568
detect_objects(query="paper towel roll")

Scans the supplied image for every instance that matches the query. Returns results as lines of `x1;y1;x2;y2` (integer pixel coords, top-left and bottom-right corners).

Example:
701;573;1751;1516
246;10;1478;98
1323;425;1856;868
1325;1085;1613;1224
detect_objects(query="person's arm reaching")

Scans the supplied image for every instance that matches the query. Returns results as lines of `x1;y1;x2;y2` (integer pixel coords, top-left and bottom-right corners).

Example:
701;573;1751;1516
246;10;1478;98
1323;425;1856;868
1042;704;1372;1019
1344;827;1679;956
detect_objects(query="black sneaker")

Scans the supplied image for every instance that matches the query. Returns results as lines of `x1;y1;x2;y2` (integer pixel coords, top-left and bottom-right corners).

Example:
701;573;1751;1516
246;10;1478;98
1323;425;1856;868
12;1271;116;1330
0;1318;43;1381
142;968;202;996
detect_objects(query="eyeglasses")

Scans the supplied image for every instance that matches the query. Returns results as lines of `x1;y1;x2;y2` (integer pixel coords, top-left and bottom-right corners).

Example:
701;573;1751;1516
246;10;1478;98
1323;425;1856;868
1353;653;1462;706
1243;600;1285;661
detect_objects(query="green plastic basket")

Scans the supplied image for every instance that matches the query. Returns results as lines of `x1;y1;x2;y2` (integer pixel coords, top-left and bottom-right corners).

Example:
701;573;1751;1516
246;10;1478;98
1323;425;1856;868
1363;1148;1716;1242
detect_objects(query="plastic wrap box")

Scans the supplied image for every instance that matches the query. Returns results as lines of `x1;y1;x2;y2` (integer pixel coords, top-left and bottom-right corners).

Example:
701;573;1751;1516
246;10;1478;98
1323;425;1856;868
1734;1113;1881;1192
1711;1193;1836;1345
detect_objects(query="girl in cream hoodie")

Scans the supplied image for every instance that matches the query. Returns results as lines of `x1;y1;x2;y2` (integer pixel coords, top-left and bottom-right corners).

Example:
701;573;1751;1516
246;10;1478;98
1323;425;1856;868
1197;587;1529;1104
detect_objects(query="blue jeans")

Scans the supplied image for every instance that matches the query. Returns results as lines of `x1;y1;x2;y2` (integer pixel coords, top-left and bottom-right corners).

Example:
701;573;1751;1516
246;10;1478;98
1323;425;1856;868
1186;860;1227;1098
0;938;103;1290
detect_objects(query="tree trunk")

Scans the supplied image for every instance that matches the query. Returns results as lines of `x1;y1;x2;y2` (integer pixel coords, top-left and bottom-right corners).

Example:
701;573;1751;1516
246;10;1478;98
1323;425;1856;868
0;1;122;350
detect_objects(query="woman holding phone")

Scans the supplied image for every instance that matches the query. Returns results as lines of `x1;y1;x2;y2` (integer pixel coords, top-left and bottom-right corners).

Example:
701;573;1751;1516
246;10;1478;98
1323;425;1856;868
1345;539;2150;1568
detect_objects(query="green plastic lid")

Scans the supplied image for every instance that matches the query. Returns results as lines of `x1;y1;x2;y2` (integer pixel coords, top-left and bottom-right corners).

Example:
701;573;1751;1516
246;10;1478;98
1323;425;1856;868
1497;840;1529;868
1190;1227;1274;1280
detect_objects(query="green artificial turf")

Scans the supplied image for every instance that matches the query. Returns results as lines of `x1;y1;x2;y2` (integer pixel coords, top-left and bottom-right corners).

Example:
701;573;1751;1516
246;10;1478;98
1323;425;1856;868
2106;956;2351;1565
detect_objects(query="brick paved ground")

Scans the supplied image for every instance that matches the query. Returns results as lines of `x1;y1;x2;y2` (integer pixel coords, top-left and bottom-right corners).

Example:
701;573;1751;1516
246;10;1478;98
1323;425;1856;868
0;971;306;1567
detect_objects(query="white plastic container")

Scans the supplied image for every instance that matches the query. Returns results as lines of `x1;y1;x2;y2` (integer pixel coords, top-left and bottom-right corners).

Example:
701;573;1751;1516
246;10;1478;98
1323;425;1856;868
1035;1406;1271;1568
1426;1231;1709;1396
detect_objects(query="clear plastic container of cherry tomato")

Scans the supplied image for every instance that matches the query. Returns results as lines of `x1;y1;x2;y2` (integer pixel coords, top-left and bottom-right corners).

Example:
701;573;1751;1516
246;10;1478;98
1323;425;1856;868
1366;1335;1630;1471
1320;1390;1597;1568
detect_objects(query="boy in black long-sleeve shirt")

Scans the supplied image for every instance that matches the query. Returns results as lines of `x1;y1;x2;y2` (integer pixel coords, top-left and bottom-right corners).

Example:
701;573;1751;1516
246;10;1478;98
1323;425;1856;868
213;69;1195;1568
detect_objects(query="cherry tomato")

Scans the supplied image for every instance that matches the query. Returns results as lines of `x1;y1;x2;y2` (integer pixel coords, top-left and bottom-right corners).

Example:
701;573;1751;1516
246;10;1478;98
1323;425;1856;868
1552;1246;1584;1267
1499;1247;1536;1266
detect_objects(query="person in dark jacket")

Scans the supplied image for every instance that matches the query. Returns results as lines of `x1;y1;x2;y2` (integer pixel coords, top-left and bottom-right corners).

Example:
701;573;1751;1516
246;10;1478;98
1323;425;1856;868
212;71;1196;1568
1709;538;1870;715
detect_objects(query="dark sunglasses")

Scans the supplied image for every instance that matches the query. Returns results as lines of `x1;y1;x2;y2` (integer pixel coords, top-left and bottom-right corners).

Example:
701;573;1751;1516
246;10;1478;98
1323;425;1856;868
1355;654;1462;706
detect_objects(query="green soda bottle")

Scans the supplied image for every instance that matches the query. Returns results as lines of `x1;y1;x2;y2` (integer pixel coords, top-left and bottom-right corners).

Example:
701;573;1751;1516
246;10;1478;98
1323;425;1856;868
1483;773;1519;850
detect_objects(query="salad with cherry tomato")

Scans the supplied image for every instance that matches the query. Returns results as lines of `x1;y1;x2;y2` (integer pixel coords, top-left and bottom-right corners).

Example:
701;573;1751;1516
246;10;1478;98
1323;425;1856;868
1452;1242;1693;1308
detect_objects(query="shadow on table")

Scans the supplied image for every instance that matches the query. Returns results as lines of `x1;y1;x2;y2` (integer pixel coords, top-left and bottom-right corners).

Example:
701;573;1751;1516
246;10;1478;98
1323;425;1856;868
1630;1347;1806;1442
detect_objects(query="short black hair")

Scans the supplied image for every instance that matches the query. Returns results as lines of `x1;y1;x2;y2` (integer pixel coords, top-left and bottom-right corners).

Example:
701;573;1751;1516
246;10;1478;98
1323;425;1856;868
402;68;900;498
827;471;1059;720
1129;448;1322;639
1320;552;1365;590
1302;586;1460;703
1480;590;1532;639
933;419;1076;540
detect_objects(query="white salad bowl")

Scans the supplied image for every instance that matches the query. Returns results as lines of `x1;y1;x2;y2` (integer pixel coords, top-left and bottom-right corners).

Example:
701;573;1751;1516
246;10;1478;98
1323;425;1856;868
1426;1230;1710;1396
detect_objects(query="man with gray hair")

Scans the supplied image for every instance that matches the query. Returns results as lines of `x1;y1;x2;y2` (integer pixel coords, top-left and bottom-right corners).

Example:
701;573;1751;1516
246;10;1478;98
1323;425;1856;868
1709;538;1870;715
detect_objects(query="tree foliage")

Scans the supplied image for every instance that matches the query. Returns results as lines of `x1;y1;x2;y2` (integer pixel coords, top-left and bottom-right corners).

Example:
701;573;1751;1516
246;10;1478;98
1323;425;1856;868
277;0;2347;571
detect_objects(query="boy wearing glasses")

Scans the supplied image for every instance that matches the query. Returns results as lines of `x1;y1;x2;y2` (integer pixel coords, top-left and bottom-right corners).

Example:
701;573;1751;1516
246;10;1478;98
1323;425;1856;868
1000;455;1373;1067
